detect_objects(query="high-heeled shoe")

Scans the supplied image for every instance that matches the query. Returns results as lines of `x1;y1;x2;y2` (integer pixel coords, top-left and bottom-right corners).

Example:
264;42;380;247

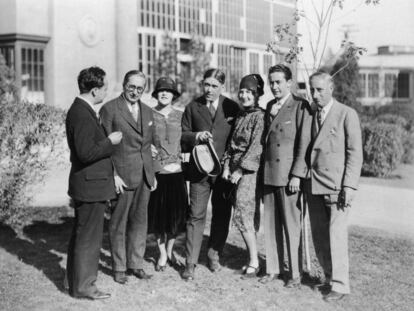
155;258;167;272
241;265;260;279
167;254;178;267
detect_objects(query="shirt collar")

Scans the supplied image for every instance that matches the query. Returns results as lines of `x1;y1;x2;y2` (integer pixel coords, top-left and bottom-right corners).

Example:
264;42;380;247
319;98;334;115
77;95;97;115
208;97;219;109
277;92;291;106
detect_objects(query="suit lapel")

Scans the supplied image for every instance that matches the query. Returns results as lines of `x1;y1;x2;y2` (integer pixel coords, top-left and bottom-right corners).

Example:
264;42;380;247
117;96;141;134
265;95;294;143
312;100;339;148
213;96;225;127
140;101;149;139
196;97;213;126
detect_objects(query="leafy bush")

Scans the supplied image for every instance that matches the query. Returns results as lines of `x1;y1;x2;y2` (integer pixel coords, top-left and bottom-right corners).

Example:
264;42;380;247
377;103;414;130
362;122;404;177
0;95;66;228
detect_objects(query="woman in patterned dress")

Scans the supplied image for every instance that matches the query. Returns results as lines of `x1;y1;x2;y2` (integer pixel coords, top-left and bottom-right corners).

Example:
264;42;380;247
222;74;265;278
148;77;188;271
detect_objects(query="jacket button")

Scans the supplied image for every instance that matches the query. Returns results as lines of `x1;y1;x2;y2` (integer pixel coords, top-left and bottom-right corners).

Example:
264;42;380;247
280;129;283;132
276;159;280;162
277;144;280;147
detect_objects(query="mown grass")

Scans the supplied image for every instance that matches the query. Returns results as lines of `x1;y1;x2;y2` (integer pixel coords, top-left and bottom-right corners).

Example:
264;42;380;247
0;206;413;311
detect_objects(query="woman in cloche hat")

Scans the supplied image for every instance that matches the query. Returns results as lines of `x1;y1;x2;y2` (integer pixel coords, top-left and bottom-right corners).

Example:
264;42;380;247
222;74;265;278
147;77;188;271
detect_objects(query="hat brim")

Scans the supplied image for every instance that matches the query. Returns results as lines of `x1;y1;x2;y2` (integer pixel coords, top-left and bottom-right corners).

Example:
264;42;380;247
192;140;221;176
151;88;181;100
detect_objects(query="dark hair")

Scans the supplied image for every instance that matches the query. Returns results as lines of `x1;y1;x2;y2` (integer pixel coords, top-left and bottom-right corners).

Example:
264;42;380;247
77;66;106;94
122;70;146;87
268;64;292;81
239;74;264;98
203;68;226;84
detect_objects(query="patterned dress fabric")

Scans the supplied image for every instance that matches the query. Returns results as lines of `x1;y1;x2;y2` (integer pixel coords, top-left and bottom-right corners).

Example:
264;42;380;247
148;107;188;235
223;107;264;232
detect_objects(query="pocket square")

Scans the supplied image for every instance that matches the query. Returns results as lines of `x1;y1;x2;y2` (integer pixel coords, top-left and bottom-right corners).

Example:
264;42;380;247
226;117;235;122
148;121;153;126
284;120;292;124
330;128;336;134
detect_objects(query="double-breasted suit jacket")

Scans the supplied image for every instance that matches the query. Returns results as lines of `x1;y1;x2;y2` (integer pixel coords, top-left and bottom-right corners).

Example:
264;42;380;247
100;95;155;188
181;94;240;264
307;99;363;194
261;93;312;279
263;94;312;186
306;99;362;295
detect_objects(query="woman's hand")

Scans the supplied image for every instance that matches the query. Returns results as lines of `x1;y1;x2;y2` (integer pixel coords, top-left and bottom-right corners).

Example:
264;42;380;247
222;168;231;181
230;169;243;184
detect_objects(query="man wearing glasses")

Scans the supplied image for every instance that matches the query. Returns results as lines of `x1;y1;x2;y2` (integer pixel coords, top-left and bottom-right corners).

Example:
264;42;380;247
100;70;157;285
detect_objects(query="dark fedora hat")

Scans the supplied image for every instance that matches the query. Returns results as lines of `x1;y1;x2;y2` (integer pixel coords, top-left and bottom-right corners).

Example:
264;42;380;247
192;139;221;177
151;77;180;99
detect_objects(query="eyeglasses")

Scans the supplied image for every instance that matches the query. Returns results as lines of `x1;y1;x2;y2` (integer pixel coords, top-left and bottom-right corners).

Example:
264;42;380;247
125;84;145;93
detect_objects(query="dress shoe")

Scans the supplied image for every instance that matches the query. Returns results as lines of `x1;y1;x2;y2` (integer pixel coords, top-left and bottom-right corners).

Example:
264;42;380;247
207;249;221;272
284;277;301;288
128;269;153;280
241;265;260;279
155;263;167;272
114;271;128;284
323;290;346;302
258;273;284;284
75;289;111;300
182;263;195;281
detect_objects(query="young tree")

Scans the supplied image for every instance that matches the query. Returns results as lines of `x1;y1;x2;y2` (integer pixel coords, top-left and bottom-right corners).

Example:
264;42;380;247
267;0;380;81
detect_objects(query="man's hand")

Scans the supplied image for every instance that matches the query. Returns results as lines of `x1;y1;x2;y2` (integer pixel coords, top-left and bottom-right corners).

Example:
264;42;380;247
108;131;122;145
151;144;159;158
288;176;301;193
196;131;213;143
114;175;127;194
222;168;231;181
150;177;158;192
230;169;243;184
339;186;355;209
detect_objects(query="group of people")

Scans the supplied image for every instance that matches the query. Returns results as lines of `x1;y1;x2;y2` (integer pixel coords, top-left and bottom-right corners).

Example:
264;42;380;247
65;64;363;303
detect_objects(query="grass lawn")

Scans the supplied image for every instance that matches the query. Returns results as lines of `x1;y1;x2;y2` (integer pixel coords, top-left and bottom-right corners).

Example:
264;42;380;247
0;205;413;311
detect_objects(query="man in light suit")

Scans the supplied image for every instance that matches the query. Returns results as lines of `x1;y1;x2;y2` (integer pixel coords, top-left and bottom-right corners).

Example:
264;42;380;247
181;68;240;280
260;64;312;287
306;72;363;301
66;66;122;299
100;70;156;284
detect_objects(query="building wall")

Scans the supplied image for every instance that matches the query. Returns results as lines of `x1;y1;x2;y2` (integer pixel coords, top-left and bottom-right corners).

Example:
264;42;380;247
0;0;17;33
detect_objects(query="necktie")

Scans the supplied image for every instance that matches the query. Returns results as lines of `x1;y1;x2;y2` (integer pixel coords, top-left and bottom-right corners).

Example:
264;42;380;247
317;108;324;128
208;102;216;119
131;103;139;122
270;101;282;119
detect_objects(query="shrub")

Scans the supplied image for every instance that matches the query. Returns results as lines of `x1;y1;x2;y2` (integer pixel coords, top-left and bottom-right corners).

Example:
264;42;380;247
377;103;414;130
0;95;66;228
362;122;404;177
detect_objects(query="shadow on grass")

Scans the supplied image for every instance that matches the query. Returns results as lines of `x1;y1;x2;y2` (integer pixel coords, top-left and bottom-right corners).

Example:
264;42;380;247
0;213;73;293
0;206;251;289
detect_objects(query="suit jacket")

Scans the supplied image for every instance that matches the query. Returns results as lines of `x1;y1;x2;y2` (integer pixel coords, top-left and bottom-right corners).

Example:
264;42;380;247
307;99;363;194
66;97;116;202
262;94;312;187
100;95;155;189
181;95;240;181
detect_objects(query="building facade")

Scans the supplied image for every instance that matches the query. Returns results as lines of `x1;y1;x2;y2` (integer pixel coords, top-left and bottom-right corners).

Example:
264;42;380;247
358;45;414;106
0;0;296;109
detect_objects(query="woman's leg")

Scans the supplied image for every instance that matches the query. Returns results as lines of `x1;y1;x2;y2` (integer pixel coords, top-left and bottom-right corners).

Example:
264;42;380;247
166;234;176;263
156;233;168;266
241;230;259;273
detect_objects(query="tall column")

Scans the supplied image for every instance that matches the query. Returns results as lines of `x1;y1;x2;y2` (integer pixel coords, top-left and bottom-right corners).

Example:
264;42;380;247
115;0;139;91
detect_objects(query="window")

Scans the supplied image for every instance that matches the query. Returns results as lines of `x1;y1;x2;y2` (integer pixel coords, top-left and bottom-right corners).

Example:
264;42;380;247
138;0;176;31
138;33;156;92
249;52;259;73
358;73;367;97
368;73;379;97
246;0;271;44
216;0;243;41
179;0;212;36
263;54;273;75
0;34;49;103
397;73;410;98
384;73;396;97
217;44;245;93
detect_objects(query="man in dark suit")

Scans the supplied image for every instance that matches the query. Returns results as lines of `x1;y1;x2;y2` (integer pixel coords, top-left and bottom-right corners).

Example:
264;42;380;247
181;68;240;280
306;72;363;301
260;64;312;287
66;66;122;299
100;70;156;284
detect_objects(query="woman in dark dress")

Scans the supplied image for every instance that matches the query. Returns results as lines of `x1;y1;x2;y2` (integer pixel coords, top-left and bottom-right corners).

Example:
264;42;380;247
222;74;265;278
148;77;188;271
